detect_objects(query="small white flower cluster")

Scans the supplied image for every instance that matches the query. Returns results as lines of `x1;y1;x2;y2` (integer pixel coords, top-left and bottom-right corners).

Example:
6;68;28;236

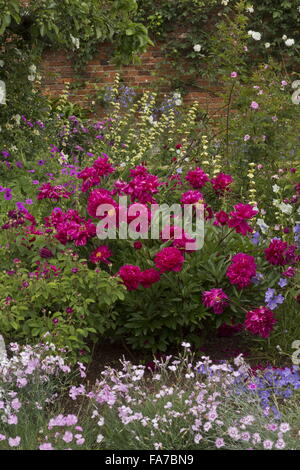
173;92;182;106
28;64;37;82
282;35;295;47
193;44;202;52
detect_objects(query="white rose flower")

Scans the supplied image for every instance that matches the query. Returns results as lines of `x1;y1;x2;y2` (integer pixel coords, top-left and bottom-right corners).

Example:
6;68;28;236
175;99;182;106
282;35;288;40
285;38;295;47
264;42;271;48
246;6;254;13
251;31;261;41
193;44;202;52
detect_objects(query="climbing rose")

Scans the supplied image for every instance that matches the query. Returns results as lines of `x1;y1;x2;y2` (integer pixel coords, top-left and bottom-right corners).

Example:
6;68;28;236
118;265;141;290
186;168;209;189
202;288;229;314
89;245;112;264
226;253;256;289
154;247;184;273
244;306;277;338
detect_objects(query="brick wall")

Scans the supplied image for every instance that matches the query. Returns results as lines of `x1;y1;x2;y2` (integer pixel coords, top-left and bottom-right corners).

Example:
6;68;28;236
19;0;223;114
41;43;223;114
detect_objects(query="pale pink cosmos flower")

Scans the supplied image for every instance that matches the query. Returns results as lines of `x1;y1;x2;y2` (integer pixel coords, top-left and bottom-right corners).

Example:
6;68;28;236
231;72;238;78
62;431;73;443
7;414;18;425
250;101;259;109
244;134;251;141
39;443;54;450
8;436;21;447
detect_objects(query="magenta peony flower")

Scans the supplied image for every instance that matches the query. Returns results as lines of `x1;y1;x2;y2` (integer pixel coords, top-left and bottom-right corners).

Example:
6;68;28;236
89;245;112;264
186;168;209;189
214;210;229;226
140;268;160;288
154;247;185;273
87;188;117;218
226;253;256;289
78;167;100;192
93;155;115;177
244;306;277;338
228;203;258;236
180;190;204;205
129;165;149;177
265;239;297;266
118;265;142;290
202;288;229;314
211;173;233;194
115;171;160;204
